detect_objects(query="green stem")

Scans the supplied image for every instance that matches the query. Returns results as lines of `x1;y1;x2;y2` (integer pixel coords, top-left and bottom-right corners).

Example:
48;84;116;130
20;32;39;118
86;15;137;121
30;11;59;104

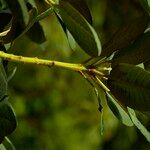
0;51;87;71
36;7;54;21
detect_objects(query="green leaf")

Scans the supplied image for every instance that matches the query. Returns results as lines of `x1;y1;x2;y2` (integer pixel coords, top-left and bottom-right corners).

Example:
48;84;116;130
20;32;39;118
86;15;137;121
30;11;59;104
128;108;150;142
5;137;16;150
0;0;7;10
0;11;12;32
0;60;7;101
2;1;46;44
101;14;150;57
144;60;150;71
1;0;30;43
62;0;92;24
106;92;133;126
112;31;150;65
7;67;17;82
17;8;38;39
55;12;76;49
139;0;150;14
17;7;52;43
5;0;29;26
0;100;17;141
26;22;46;44
0;144;6;150
107;63;150;111
93;87;104;134
57;1;101;56
26;0;37;9
55;11;67;33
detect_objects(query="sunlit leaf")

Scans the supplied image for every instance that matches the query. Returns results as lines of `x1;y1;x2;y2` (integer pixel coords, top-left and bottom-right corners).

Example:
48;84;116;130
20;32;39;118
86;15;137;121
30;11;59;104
0;144;6;149
112;31;150;65
101;14;149;57
128;107;150;142
106;92;133;126
57;1;101;56
107;63;150;111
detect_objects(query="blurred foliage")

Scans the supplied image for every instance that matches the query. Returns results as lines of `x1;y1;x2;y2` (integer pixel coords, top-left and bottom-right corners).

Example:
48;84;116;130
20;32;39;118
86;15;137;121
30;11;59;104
2;0;150;149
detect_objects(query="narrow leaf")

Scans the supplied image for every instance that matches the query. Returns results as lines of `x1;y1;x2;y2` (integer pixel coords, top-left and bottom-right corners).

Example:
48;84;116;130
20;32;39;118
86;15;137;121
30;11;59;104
26;0;37;9
0;60;7;101
101;14;150;57
128;107;150;142
0;0;7;10
55;12;67;33
139;0;150;13
5;137;16;150
112;31;150;65
0;100;17;140
5;0;29;26
144;60;150;71
107;63;150;111
0;11;12;32
26;22;46;44
106;92;133;126
62;0;92;24
16;7;53;42
57;1;101;56
7;67;17;82
0;144;6;150
1;0;30;43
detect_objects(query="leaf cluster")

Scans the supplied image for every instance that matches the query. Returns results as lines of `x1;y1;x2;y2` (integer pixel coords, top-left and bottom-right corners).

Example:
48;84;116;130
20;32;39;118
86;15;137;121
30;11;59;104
0;0;150;145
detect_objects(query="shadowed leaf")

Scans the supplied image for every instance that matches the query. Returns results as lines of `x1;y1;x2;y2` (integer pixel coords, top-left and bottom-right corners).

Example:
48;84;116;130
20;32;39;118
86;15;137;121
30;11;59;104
128;108;150;142
0;100;17;142
139;0;150;13
101;14;149;57
26;22;46;44
144;60;150;71
58;1;101;56
62;0;92;24
112;31;150;65
0;60;7;101
106;92;133;126
107;63;150;111
0;11;12;32
5;0;29;26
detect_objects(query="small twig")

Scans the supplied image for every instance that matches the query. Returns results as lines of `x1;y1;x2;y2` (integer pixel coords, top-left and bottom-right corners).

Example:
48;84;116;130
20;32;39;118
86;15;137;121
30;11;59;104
36;7;54;21
94;76;110;92
79;71;103;112
0;51;87;71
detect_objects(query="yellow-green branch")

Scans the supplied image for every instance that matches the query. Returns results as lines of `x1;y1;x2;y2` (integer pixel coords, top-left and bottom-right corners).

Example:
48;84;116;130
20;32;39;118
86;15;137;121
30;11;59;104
0;51;87;71
0;51;111;92
0;51;108;78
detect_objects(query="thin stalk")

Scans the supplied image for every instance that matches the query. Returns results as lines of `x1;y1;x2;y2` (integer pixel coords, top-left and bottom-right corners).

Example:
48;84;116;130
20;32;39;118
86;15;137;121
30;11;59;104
0;51;87;71
95;76;110;92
